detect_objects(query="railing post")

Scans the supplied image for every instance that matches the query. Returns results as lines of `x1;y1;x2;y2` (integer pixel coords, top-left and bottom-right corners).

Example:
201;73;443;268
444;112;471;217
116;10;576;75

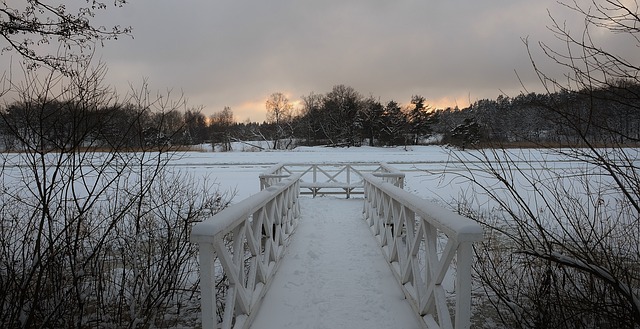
198;242;217;329
346;165;351;198
313;165;317;184
454;242;474;329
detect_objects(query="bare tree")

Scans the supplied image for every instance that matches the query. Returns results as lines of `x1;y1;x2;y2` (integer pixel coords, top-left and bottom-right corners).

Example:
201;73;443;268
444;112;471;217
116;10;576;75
299;92;325;145
322;84;363;147
265;92;293;149
0;63;231;328
184;109;209;145
447;1;640;327
0;1;131;74
210;106;234;151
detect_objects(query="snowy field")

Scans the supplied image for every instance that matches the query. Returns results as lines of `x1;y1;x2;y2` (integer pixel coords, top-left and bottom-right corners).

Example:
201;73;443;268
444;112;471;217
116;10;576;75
171;145;592;206
1;144;595;205
2;144;635;327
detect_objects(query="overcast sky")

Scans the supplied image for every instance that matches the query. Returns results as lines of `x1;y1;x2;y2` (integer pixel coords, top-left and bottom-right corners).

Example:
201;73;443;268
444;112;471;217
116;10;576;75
84;1;619;121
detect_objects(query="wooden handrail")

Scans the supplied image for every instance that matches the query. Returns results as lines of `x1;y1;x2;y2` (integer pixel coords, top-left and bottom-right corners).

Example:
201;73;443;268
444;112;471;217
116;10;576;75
191;174;301;329
362;172;483;329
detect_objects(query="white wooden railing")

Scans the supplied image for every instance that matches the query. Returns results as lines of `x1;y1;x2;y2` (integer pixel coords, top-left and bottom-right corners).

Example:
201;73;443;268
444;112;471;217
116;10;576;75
260;162;404;197
192;163;481;329
190;174;301;329
362;173;483;329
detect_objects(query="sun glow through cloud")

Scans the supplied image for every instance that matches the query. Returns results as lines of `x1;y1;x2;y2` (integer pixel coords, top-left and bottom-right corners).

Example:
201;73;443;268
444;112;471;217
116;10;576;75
230;92;305;122
228;92;470;123
57;0;588;125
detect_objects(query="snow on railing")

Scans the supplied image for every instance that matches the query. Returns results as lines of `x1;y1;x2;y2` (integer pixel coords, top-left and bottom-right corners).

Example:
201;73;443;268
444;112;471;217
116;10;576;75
362;173;483;329
191;174;301;329
260;162;404;197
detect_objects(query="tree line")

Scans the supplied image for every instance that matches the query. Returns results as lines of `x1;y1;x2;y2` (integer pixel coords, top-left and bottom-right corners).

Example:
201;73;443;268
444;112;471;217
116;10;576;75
2;80;639;152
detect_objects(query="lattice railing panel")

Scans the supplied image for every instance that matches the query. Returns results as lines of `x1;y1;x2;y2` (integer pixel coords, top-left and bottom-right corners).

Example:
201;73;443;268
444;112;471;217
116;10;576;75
363;173;482;329
260;163;404;197
192;176;301;329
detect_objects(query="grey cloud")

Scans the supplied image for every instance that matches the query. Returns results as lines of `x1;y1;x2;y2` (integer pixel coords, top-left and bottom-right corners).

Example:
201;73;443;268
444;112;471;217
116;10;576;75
89;1;598;119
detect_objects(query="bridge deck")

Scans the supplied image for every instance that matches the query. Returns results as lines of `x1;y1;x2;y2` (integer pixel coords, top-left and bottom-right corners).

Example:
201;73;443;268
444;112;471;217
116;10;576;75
250;197;421;329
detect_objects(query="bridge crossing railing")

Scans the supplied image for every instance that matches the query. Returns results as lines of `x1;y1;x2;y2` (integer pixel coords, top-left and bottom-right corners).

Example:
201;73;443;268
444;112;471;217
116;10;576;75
362;173;483;329
192;163;481;329
190;174;301;329
260;162;404;197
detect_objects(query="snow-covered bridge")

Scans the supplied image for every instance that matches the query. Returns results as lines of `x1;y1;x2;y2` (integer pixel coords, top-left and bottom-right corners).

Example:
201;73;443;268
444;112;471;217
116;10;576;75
191;164;484;329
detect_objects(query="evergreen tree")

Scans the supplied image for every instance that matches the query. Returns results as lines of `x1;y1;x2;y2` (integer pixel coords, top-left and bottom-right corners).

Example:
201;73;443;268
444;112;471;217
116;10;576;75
380;100;407;146
407;95;437;144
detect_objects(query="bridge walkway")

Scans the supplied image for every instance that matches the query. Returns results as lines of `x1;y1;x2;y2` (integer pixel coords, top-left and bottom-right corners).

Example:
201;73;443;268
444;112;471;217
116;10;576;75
249;197;421;329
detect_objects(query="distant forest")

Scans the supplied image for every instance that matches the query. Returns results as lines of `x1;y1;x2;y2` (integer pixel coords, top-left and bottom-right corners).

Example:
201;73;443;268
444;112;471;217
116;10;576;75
2;81;639;151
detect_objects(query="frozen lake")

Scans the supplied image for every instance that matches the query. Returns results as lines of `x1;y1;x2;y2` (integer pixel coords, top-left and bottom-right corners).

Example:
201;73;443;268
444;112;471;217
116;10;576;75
169;145;594;204
2;145;627;208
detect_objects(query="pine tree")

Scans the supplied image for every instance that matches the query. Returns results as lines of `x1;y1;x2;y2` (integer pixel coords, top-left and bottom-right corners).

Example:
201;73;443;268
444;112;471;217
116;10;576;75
407;95;437;144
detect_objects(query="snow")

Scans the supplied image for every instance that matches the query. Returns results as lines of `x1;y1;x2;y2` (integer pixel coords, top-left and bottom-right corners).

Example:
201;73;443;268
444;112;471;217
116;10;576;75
174;145;605;203
4;144;631;327
249;197;421;329
170;146;473;328
174;145;630;328
174;145;470;201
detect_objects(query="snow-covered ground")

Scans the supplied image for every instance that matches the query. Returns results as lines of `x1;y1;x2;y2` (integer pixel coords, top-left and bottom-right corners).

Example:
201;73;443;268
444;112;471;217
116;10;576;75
177;145;635;327
174;145;471;202
2;144;594;205
173;145;592;206
4;144;632;327
250;198;421;329
177;146;474;328
175;145;565;328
